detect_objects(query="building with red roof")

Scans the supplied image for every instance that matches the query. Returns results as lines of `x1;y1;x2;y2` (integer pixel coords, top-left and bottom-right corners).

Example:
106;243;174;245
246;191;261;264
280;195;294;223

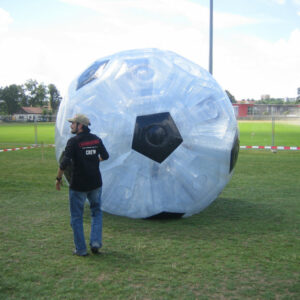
14;107;44;122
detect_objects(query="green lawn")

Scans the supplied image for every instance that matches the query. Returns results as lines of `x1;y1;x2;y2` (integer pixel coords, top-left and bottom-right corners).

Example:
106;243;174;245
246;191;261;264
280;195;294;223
0;147;299;299
0;121;299;149
238;121;300;146
0;122;55;148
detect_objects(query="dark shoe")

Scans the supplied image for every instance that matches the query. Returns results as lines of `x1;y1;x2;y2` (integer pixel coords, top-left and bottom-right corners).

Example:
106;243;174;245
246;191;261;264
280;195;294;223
73;250;89;257
91;247;100;254
90;243;101;254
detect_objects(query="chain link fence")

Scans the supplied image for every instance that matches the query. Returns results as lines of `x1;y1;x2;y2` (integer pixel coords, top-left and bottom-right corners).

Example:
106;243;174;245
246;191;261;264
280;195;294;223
0;114;57;123
1;109;300;150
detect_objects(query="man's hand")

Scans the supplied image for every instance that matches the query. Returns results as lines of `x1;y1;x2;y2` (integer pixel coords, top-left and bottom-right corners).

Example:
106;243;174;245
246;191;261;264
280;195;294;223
55;168;64;191
55;178;63;191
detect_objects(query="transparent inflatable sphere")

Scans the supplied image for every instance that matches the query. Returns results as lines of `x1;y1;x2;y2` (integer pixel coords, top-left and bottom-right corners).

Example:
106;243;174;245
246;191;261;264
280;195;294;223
55;48;239;219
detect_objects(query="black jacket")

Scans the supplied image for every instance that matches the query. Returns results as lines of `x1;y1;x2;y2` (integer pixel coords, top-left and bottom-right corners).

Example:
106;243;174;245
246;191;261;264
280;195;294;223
60;132;109;191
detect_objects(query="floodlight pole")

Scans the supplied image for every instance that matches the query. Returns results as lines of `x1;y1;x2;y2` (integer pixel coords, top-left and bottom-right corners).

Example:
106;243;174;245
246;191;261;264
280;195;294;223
209;0;213;75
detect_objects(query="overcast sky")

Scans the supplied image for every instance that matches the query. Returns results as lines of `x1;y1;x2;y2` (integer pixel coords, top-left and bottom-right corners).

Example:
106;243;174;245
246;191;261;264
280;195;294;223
0;0;299;100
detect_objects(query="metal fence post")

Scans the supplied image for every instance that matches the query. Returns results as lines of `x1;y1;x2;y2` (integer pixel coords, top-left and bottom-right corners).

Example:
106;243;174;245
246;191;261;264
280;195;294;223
34;117;38;145
271;116;276;153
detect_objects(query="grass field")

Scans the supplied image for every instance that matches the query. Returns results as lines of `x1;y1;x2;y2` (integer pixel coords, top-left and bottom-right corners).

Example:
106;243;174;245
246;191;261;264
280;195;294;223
0;125;300;299
238;121;300;147
0;123;55;148
0;121;299;149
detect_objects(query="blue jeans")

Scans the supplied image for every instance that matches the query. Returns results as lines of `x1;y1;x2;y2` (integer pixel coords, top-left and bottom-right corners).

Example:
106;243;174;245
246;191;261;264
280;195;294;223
69;187;102;254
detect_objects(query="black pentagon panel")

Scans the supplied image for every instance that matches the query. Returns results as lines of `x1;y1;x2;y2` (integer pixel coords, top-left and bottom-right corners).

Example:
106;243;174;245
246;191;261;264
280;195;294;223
76;59;109;90
230;132;239;173
132;112;183;163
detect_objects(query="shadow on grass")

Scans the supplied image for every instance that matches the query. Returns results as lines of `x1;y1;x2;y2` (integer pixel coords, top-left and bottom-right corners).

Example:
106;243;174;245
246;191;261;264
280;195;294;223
82;196;288;244
197;197;283;223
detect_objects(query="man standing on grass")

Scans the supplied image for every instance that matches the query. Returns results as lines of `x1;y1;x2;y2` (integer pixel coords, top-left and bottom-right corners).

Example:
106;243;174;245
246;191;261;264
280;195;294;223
55;113;109;256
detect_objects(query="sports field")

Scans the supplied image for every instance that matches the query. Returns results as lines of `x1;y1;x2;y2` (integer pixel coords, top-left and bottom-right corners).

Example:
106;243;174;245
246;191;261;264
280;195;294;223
0;123;55;148
0;120;299;149
0;121;300;299
238;120;300;147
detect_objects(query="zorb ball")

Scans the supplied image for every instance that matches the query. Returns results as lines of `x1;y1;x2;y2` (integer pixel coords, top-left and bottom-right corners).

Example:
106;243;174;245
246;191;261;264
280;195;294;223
55;48;239;219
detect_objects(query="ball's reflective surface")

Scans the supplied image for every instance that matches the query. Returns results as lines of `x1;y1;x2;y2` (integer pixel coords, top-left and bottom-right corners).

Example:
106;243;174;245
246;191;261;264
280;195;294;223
55;48;239;218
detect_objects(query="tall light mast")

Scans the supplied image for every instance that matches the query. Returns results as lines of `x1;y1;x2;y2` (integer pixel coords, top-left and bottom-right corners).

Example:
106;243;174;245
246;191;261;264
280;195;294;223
209;0;213;74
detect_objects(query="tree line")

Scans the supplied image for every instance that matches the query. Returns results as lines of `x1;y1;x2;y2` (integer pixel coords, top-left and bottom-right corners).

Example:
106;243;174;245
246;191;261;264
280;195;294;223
0;84;238;116
0;79;62;115
225;91;300;104
1;81;296;117
255;98;300;104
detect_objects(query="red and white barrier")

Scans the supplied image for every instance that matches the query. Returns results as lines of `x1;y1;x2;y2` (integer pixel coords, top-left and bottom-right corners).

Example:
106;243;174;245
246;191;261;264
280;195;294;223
0;144;55;152
240;145;300;151
1;144;299;153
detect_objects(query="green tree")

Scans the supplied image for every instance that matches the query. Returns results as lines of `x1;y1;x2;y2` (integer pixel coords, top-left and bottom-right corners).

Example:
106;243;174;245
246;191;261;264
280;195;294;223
225;90;236;103
48;83;62;112
20;84;29;107
0;94;7;114
0;84;24;114
36;82;48;106
0;80;63;115
24;79;48;107
257;98;284;104
24;79;38;106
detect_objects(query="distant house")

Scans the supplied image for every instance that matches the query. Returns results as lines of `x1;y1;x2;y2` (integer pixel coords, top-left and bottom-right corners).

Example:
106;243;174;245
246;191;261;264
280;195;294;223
232;103;254;117
13;107;44;122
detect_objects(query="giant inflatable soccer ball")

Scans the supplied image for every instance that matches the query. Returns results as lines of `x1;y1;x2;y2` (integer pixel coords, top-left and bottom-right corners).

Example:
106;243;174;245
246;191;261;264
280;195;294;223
55;48;239;219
